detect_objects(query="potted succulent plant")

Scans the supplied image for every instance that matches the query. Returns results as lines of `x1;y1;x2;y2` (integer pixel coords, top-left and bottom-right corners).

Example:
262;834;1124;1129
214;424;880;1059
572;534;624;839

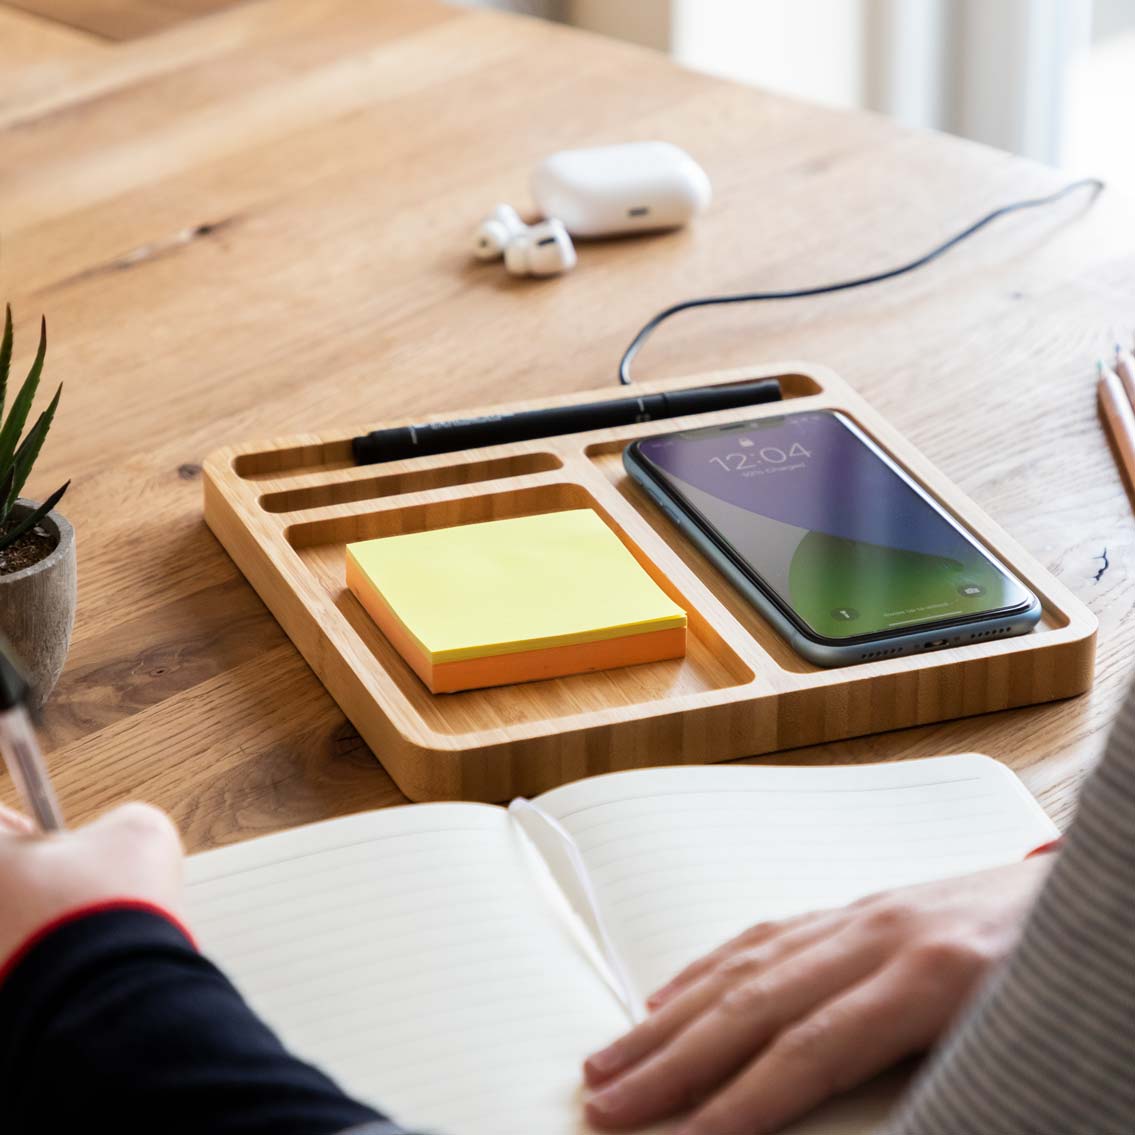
0;306;73;709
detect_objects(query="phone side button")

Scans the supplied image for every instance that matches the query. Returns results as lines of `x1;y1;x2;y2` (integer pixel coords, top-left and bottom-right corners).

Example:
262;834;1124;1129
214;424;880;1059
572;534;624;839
643;491;684;529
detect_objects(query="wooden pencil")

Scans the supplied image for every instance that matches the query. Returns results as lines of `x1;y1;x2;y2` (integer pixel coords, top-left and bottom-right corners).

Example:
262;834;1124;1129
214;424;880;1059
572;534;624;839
1098;359;1135;493
1116;342;1135;407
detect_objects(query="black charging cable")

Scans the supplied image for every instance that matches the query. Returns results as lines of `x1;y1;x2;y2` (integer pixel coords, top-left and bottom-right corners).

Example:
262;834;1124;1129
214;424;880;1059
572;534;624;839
617;177;1105;386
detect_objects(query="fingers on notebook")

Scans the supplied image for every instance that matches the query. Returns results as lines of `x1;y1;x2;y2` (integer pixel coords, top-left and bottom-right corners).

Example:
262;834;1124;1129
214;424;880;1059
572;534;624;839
585;972;725;1086
587;912;840;1088
583;877;1015;1135
673;959;951;1135
584;927;886;1130
643;910;832;1011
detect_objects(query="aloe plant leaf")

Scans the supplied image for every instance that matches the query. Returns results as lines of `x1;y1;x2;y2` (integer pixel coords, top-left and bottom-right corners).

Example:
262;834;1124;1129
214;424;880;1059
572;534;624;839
0;305;12;424
0;465;14;529
0;316;46;473
0;480;68;555
6;384;62;509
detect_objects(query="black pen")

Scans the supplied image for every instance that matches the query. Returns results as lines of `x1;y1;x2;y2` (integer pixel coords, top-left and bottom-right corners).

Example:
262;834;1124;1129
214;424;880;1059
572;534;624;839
351;377;783;464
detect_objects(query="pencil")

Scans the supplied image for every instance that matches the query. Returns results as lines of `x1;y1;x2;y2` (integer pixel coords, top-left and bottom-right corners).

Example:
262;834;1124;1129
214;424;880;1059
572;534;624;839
1116;342;1135;407
1098;360;1135;495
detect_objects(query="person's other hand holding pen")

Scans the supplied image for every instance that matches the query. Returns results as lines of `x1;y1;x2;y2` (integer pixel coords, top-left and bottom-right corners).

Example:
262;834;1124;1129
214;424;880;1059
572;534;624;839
0;633;188;977
0;800;185;974
0;641;401;1134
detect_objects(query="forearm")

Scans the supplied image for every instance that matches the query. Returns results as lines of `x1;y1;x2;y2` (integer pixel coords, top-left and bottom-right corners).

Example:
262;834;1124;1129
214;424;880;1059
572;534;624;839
0;905;407;1135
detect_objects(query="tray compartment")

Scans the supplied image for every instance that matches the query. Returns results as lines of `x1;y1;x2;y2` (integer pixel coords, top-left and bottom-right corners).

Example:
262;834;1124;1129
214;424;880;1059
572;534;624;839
585;422;1071;676
233;440;355;480
285;482;754;738
260;452;562;513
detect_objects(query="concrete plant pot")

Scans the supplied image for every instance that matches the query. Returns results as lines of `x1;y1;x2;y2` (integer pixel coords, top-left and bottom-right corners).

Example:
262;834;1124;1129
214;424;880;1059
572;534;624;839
0;500;76;709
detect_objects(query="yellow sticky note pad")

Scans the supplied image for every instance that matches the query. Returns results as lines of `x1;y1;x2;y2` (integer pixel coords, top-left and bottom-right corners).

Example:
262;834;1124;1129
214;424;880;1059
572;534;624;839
346;509;687;692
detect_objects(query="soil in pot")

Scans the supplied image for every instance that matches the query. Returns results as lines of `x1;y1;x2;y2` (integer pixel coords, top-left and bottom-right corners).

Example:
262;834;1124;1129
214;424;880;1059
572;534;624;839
0;526;56;575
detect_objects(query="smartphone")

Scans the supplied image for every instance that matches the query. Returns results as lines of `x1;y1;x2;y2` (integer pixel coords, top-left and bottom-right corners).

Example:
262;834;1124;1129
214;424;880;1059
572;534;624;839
623;409;1041;667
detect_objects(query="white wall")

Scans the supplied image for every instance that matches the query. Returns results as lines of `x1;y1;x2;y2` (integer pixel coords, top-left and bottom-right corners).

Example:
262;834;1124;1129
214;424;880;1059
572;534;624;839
865;0;1093;164
568;0;866;109
863;0;946;128
564;0;1099;167
1093;0;1135;39
950;0;1091;163
672;0;865;109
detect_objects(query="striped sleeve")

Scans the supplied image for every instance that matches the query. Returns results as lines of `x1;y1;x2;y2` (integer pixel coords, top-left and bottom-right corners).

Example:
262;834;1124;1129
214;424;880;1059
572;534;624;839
883;685;1135;1135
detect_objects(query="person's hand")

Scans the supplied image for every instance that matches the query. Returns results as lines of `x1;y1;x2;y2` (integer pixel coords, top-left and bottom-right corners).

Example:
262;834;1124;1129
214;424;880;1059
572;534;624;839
583;857;1053;1135
0;801;185;967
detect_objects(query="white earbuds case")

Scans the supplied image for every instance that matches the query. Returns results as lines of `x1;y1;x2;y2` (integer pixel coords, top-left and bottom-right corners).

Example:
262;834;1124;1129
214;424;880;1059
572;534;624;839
531;141;711;238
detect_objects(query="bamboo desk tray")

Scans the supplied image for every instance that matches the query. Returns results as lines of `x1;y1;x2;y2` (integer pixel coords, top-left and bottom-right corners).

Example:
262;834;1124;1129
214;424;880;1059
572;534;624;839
203;364;1096;802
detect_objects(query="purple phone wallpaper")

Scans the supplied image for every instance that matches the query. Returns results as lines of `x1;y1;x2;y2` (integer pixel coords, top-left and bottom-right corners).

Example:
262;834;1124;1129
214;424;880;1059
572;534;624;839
637;412;974;563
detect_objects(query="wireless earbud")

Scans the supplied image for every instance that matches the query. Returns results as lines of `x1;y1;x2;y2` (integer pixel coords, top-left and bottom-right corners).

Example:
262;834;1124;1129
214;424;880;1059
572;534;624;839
472;203;527;261
502;219;577;278
473;206;577;278
473;143;711;279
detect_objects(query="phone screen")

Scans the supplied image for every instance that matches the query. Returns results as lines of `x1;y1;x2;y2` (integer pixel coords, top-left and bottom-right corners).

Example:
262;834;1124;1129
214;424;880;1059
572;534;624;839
633;410;1033;641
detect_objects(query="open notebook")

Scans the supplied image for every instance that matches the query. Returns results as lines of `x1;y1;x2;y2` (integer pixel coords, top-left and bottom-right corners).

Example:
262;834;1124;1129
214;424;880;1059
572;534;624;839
186;755;1057;1135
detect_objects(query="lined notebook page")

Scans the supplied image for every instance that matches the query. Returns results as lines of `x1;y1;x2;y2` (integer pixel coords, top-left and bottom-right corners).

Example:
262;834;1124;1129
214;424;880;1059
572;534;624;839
533;756;1057;999
186;804;632;1135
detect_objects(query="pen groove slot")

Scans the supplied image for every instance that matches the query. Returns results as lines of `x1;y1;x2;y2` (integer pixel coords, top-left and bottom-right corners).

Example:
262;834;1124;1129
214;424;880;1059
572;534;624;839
234;441;354;480
260;453;562;513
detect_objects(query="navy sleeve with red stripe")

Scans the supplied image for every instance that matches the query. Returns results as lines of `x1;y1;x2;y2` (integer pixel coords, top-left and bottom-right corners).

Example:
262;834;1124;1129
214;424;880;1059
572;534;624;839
0;904;405;1134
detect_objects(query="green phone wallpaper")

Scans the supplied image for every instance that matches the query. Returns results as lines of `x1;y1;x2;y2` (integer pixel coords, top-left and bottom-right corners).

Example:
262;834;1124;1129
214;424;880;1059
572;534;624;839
787;532;1009;640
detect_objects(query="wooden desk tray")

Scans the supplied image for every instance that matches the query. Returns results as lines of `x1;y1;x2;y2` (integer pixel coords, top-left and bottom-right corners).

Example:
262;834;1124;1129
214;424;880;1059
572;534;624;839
203;364;1096;802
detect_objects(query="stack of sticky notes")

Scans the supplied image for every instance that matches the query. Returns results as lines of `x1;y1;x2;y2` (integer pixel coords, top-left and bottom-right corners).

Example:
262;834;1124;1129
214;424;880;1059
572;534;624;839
345;508;687;693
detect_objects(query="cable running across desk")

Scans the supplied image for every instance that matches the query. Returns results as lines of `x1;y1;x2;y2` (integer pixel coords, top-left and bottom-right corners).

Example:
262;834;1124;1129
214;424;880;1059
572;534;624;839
617;177;1106;386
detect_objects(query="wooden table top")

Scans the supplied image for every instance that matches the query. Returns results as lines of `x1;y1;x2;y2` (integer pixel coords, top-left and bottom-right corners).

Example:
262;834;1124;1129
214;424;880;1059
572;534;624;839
3;0;1135;850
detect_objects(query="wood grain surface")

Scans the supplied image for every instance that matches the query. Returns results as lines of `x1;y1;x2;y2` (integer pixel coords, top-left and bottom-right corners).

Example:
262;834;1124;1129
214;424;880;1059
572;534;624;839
0;5;104;108
2;0;1134;848
2;0;242;41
